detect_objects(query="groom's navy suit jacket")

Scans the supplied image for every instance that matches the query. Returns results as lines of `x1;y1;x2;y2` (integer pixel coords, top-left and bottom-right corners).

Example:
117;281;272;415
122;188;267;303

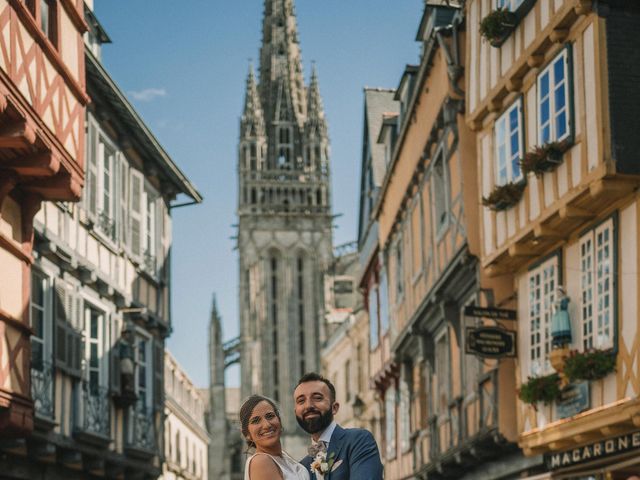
300;425;383;480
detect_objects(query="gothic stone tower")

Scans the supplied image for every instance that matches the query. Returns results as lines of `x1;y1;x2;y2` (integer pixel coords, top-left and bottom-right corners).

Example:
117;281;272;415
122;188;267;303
238;0;333;457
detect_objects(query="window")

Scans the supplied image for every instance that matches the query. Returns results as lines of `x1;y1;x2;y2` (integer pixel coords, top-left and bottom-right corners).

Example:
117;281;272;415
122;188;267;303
580;219;615;349
432;151;450;235
297;256;306;376
276;125;293;168
379;269;389;335
368;286;379;349
135;334;152;410
84;305;105;393
98;138;117;240
30;271;49;370
385;384;397;460
538;49;571;145
270;256;279;401
496;0;525;11
399;378;411;452
40;0;57;45
495;99;523;185
528;256;559;375
395;239;404;300
144;188;157;271
435;330;450;415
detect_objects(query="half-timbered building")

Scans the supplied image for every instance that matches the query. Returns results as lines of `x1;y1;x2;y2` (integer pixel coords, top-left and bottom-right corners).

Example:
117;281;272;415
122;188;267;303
0;0;87;440
0;3;202;478
357;87;397;452
466;0;640;477
373;3;544;478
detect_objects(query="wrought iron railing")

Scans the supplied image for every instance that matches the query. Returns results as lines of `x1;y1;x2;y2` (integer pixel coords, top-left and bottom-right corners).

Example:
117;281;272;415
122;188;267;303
79;383;110;438
129;400;156;452
98;211;116;240
143;250;156;273
31;361;55;420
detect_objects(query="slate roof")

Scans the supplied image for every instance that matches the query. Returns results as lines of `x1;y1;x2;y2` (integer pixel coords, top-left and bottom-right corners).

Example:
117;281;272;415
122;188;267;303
363;88;399;187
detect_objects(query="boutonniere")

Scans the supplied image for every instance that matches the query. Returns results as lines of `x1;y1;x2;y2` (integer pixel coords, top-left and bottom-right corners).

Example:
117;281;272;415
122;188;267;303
310;450;336;480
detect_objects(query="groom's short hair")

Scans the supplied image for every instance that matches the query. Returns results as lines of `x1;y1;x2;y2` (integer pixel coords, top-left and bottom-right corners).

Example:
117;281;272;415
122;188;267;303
297;372;336;402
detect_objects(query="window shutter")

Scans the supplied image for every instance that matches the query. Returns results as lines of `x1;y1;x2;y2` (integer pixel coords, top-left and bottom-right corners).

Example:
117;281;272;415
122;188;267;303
86;121;98;218
53;279;69;370
118;154;129;248
153;339;164;412
67;294;83;379
130;169;144;258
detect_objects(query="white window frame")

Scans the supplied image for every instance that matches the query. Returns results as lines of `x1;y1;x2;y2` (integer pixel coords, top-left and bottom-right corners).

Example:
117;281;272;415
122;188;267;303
580;218;615;350
431;148;450;238
537;49;571;145
135;330;153;411
84;302;107;392
129;168;145;259
30;269;52;370
97;133;117;242
527;255;559;376
494;98;524;185
84;115;99;218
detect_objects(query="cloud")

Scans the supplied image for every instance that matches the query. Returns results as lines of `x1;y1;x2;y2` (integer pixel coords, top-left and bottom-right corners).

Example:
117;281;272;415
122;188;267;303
128;87;167;102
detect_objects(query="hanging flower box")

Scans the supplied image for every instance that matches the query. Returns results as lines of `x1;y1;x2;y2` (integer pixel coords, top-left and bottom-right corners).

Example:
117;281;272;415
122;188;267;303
518;373;562;406
482;181;526;211
520;141;568;177
563;349;616;383
479;9;517;47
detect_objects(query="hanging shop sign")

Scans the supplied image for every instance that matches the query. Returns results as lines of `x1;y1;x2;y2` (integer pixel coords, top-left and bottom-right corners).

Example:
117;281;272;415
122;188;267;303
465;326;516;358
556;381;590;419
463;306;517;321
545;430;640;470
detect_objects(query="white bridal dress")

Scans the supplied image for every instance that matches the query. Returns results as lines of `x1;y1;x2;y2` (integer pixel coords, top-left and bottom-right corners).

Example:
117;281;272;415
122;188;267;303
244;452;310;480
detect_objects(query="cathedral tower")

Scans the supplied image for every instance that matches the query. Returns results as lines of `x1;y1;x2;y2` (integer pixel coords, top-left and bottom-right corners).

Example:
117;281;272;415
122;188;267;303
237;0;333;457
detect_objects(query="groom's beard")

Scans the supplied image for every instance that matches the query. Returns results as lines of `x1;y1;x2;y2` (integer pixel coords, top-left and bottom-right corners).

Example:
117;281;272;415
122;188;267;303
296;408;334;434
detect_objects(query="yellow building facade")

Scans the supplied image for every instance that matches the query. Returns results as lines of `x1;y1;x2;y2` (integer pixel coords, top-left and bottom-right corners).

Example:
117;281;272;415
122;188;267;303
467;0;640;477
369;3;540;479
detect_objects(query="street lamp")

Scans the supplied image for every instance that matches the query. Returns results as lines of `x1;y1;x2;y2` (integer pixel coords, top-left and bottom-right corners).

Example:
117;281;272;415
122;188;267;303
351;395;365;419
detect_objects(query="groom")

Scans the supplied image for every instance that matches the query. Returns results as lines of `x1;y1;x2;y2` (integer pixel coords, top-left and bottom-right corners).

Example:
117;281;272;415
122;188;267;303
294;372;383;479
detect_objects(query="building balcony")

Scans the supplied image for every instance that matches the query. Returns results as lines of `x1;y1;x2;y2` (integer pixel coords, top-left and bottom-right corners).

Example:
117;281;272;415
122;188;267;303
30;361;55;428
125;400;157;459
74;383;111;446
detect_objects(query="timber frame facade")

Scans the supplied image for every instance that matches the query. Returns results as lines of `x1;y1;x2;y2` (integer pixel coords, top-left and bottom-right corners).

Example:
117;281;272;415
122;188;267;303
371;4;545;479
0;0;87;438
467;0;640;477
0;4;201;479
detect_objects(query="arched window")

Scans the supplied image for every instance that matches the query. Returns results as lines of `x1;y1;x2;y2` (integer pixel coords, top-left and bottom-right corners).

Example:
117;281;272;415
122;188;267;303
269;254;279;401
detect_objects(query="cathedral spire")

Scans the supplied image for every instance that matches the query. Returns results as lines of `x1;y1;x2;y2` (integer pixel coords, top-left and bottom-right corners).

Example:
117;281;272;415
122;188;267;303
306;63;328;137
259;0;306;126
240;62;265;139
209;293;224;387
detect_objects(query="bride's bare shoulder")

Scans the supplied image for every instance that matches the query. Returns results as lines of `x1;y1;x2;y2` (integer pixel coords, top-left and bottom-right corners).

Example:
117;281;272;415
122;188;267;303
248;454;283;480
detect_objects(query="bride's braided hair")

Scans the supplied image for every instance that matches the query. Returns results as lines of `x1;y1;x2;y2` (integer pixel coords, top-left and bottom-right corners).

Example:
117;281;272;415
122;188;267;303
239;395;281;449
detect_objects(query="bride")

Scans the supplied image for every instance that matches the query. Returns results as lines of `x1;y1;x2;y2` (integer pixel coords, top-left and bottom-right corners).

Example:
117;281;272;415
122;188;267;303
240;395;310;480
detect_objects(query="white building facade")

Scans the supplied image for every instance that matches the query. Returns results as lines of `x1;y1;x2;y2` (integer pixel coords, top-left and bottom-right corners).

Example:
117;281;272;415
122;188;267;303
163;352;209;480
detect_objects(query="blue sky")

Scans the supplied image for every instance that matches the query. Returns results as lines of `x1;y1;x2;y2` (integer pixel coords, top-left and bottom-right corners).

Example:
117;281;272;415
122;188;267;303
96;0;422;387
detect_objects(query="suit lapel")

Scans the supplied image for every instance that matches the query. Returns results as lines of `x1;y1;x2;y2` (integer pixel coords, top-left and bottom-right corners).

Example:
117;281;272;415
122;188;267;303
326;425;346;479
